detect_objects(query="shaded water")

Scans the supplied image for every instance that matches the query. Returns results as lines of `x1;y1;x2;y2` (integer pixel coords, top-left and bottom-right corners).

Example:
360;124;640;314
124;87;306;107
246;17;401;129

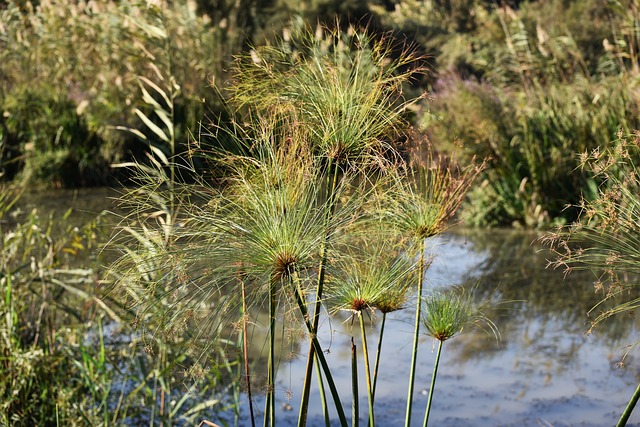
17;190;640;426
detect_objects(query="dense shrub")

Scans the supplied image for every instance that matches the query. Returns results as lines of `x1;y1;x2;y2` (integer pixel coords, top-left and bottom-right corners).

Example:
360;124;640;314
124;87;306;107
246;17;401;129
424;74;639;227
0;0;219;187
400;0;640;227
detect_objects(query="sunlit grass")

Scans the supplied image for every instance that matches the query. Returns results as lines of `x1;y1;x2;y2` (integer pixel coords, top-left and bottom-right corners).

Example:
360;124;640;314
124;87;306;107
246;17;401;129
229;23;424;169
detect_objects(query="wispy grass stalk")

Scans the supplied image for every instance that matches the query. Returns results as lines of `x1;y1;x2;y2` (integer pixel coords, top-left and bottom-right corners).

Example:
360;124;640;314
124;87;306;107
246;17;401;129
421;287;499;426
545;133;640;424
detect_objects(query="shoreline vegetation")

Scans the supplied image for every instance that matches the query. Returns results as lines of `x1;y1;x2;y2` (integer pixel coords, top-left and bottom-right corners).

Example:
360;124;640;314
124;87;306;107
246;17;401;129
3;0;640;426
0;0;638;227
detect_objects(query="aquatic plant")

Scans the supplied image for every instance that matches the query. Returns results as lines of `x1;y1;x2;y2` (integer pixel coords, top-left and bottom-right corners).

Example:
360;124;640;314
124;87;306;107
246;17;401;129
225;24;427;427
229;23;423;169
325;243;416;426
373;143;483;427
106;21;497;427
545;132;640;426
421;286;499;426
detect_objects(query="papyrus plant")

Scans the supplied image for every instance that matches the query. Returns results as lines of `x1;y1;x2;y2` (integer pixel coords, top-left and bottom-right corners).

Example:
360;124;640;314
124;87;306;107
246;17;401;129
421;286;499;426
109;21;496;427
325;242;416;427
374;143;484;427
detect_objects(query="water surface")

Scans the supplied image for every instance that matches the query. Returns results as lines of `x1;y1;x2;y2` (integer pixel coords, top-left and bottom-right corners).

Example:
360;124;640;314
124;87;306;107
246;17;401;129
244;230;640;426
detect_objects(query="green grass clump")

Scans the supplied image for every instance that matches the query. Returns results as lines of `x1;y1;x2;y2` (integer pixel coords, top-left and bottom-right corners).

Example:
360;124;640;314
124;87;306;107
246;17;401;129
425;73;638;228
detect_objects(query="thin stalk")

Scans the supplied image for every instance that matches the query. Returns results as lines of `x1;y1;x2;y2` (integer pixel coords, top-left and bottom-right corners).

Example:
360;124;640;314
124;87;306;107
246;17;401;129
264;281;276;427
371;313;387;400
314;357;331;427
359;312;375;427
292;280;348;427
367;313;387;427
163;347;171;424
298;160;341;426
405;243;426;427
294;270;330;427
423;340;443;427
233;333;242;427
163;35;176;225
242;280;256;427
617;382;640;427
269;281;276;427
168;91;175;223
151;365;158;426
351;338;359;427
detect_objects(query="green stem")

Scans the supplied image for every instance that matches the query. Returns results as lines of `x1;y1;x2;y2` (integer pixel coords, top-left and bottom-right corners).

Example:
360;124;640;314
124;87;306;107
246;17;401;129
371;313;386;400
405;243;425;427
617;382;640;427
359;312;375;427
314;357;331;427
242;280;256;427
264;281;276;427
294;269;330;427
351;338;359;427
233;328;242;427
299;160;341;426
423;340;443;427
292;281;348;427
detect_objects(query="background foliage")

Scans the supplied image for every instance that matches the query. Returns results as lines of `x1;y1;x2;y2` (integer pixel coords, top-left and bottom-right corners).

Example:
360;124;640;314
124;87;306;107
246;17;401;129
2;0;640;226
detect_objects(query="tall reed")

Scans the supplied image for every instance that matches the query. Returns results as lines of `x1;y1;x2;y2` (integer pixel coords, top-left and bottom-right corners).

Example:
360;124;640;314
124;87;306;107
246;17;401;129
0;0;218;187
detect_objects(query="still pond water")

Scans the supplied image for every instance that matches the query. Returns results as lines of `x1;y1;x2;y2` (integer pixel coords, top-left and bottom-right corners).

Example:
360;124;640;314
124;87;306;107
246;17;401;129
20;189;640;427
255;231;640;427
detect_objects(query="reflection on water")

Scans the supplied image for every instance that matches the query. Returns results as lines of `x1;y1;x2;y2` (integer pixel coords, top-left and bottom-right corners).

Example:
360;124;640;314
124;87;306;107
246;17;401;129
242;230;640;427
